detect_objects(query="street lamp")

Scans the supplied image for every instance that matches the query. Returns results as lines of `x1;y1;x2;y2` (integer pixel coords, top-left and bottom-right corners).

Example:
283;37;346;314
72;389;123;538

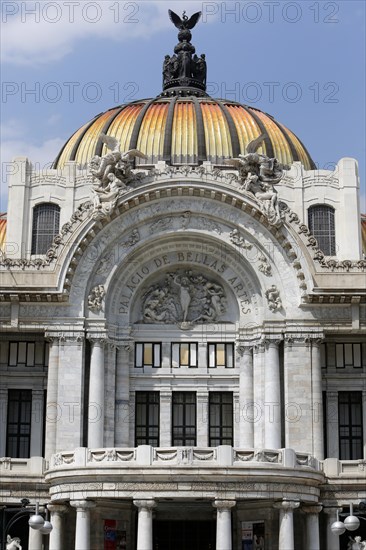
1;500;53;550
331;503;365;538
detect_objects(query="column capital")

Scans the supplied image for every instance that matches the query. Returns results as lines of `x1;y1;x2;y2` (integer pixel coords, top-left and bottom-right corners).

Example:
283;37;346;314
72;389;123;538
70;500;96;510
274;499;300;511
237;344;253;356
133;500;157;510
47;503;68;515
301;504;323;515
212;500;236;510
87;333;108;346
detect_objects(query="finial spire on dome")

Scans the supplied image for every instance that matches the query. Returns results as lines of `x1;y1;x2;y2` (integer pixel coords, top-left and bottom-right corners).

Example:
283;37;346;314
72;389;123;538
160;9;208;97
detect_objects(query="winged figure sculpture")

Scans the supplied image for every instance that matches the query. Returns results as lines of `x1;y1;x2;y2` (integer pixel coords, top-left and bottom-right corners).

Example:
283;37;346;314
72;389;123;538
168;9;202;30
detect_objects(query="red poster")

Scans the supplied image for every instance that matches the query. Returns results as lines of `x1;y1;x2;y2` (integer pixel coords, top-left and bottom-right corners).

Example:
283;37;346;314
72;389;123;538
104;519;117;550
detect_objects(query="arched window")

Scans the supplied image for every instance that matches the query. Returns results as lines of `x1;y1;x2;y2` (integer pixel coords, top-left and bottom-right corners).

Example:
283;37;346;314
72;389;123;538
308;205;336;256
31;203;60;255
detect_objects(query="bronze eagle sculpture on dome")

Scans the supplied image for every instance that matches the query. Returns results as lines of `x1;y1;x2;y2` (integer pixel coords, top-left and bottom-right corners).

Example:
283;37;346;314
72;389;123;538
168;9;202;30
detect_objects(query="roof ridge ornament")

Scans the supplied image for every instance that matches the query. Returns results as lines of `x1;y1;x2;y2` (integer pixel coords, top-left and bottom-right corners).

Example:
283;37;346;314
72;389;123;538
161;9;208;97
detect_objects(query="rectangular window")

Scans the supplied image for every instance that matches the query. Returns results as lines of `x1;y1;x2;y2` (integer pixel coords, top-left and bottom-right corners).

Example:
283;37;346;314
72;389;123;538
135;343;161;368
338;392;363;460
209;392;234;447
6;389;32;458
135;392;160;447
208;343;234;368
8;342;38;367
335;343;363;368
171;343;198;367
172;392;196;446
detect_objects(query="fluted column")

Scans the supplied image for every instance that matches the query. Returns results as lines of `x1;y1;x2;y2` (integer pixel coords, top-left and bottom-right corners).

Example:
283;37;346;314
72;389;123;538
197;391;209;446
29;526;43;550
324;507;340;550
0;388;8;456
134;500;156;550
30;389;44;456
302;505;322;550
213;500;236;550
159;390;172;446
253;342;265;448
311;339;324;459
274;499;300;550
88;337;106;448
238;345;254;448
115;343;131;446
45;335;59;459
48;504;68;550
264;340;281;449
71;500;96;550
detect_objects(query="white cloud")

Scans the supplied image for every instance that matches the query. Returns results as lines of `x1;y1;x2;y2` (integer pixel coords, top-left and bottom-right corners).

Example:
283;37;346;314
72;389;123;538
1;1;205;66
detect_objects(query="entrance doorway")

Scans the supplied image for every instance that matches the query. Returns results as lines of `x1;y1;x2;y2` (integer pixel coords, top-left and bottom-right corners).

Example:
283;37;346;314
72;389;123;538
153;519;216;550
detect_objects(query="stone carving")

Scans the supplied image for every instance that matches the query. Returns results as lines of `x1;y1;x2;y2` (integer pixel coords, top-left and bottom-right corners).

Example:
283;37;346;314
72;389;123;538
121;229;140;248
88;285;106;313
90;133;147;217
258;253;272;275
265;285;282;312
347;537;366;550
141;270;227;328
6;536;22;550
197;216;222;234
149;217;173;234
226;135;288;226
162;11;206;93
230;229;252;249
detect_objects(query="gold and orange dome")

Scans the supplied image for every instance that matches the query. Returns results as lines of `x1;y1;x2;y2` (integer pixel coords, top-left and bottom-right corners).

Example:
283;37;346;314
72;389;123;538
53;97;316;171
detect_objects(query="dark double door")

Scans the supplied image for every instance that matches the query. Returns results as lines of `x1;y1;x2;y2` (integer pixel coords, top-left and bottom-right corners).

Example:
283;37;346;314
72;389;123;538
153;519;216;550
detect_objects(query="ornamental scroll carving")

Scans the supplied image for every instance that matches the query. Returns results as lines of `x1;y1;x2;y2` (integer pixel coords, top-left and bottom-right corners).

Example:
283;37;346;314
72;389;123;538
141;270;227;328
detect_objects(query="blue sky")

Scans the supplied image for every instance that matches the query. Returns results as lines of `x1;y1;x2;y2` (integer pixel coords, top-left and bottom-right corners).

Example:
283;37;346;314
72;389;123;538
1;0;365;212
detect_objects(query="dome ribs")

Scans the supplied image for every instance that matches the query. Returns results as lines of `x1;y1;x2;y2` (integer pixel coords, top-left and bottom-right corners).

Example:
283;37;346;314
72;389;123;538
94;105;130;157
240;105;274;158
162;96;178;163
216;100;241;159
129;99;157;154
192;97;207;162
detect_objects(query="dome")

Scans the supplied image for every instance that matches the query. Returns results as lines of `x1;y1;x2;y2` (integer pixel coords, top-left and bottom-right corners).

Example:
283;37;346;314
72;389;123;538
53;96;315;170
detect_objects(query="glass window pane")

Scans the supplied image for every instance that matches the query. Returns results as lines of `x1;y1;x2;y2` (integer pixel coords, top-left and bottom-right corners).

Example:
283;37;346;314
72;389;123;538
9;343;18;366
226;345;233;368
153;344;161;367
344;344;353;366
336;344;344;367
180;343;189;366
172;344;180;367
144;344;153;366
190;344;197;367
135;344;143;367
208;344;215;367
216;344;225;366
18;342;27;364
353;344;361;367
27;343;35;366
35;343;44;365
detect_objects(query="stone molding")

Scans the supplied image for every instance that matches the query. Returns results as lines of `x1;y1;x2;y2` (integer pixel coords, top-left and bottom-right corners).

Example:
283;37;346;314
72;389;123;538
133;500;157;510
273;499;300;511
212;500;236;510
70;500;96;510
301;504;323;515
47;504;68;515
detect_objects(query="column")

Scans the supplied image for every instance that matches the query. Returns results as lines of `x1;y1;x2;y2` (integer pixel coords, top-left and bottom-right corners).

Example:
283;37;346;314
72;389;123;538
274;499;300;550
29;526;43;550
264;341;281;449
311;340;324;459
30;389;44;456
197;391;209;447
71;500;96;550
88;337;106;448
253;343;265;448
323;507;340;550
0;388;8;456
115;343;131;446
326;392;339;458
238;346;254;448
302;505;322;550
48;504;68;550
56;333;85;452
45;336;59;459
212;500;236;550
133;500;156;550
160;390;172;446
